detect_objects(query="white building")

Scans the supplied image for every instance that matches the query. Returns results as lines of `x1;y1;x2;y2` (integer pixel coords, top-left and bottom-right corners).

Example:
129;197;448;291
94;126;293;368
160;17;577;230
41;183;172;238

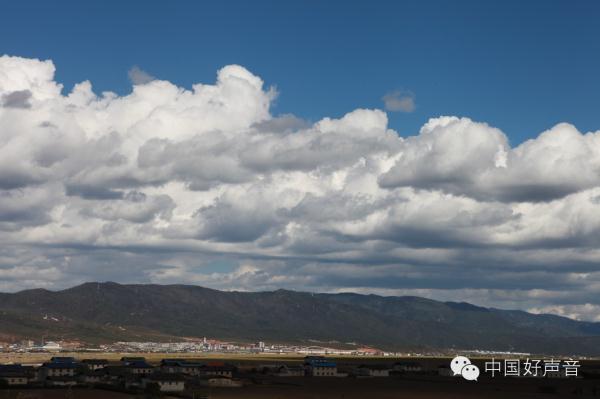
42;341;61;352
206;376;243;387
142;374;186;392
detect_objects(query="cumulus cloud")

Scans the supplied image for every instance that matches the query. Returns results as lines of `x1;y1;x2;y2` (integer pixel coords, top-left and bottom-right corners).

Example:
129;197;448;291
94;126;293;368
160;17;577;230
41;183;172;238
379;117;600;202
1;55;600;321
128;66;155;85
382;90;416;112
529;304;600;322
2;89;32;108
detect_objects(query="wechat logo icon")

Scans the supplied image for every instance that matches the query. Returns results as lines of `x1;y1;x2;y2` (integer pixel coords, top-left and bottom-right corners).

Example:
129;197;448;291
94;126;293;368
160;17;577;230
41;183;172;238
451;355;480;381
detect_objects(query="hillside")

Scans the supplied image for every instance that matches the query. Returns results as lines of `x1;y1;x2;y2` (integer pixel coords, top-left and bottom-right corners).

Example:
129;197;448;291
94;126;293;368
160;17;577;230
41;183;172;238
1;282;599;356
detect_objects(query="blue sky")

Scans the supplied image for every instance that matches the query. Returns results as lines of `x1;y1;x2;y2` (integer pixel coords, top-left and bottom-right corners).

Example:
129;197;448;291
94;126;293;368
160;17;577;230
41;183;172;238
2;0;598;143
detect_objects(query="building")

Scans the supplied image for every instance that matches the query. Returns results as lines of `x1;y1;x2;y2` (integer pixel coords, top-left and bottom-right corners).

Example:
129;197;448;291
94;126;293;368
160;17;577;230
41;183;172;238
42;341;61;352
142;373;186;392
102;366;130;383
81;369;104;384
304;356;338;377
39;362;77;378
1;374;28;386
356;364;390;377
125;360;155;375
161;359;204;375
205;376;243;387
393;361;423;373
20;340;34;349
120;356;146;365
277;365;305;377
81;359;108;370
0;364;30;386
50;357;76;363
202;362;235;378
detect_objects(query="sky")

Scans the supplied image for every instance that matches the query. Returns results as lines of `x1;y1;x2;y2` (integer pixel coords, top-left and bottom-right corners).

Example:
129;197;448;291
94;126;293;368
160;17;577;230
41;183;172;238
2;0;599;142
1;1;600;321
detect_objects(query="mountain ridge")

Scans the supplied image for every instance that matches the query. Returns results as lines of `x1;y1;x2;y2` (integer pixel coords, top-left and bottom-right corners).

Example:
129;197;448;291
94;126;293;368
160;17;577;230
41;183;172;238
1;282;599;356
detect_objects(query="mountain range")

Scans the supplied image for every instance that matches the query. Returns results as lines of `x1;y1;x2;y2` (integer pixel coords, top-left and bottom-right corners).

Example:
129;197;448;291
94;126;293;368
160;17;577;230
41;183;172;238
1;282;599;356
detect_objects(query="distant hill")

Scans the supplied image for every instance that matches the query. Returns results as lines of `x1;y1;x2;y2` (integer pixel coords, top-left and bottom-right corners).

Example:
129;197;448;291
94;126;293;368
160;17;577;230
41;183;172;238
1;282;599;356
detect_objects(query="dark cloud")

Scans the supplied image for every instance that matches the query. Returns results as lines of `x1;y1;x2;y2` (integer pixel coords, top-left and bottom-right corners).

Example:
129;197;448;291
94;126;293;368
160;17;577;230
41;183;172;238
193;201;278;243
0;169;42;190
2;89;32;108
251;114;310;132
65;184;124;200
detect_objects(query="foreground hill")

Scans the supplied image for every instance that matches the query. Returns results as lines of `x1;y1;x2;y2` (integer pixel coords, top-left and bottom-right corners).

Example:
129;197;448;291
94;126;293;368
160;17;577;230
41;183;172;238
1;282;599;356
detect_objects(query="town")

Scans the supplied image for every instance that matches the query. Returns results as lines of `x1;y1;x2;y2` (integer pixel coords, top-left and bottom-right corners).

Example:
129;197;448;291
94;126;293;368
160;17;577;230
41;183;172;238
1;331;598;397
1;350;599;398
0;338;398;356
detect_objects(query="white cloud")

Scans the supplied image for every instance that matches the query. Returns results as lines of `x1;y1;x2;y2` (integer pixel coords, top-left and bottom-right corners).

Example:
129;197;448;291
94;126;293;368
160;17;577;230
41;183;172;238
380;118;600;202
382;90;415;112
128;66;155;85
529;304;600;322
1;55;600;321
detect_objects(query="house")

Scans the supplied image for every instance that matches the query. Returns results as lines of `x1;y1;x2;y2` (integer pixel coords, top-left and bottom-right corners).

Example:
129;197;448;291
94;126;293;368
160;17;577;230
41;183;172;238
124;360;155;375
120;356;146;365
81;369;104;384
277;365;305;377
81;359;109;370
142;373;186;392
161;359;205;375
123;375;144;391
102;365;129;382
201;376;243;387
304;357;338;377
309;363;338;377
160;359;186;373
196;376;244;388
256;364;280;374
50;357;76;363
305;356;328;363
1;374;28;386
202;362;235;378
356;364;390;377
39;361;77;378
393;361;422;373
42;341;61;352
0;365;32;386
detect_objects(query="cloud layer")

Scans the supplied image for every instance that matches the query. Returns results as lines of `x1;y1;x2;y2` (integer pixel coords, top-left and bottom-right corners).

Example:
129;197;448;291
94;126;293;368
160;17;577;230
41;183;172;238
1;55;600;321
